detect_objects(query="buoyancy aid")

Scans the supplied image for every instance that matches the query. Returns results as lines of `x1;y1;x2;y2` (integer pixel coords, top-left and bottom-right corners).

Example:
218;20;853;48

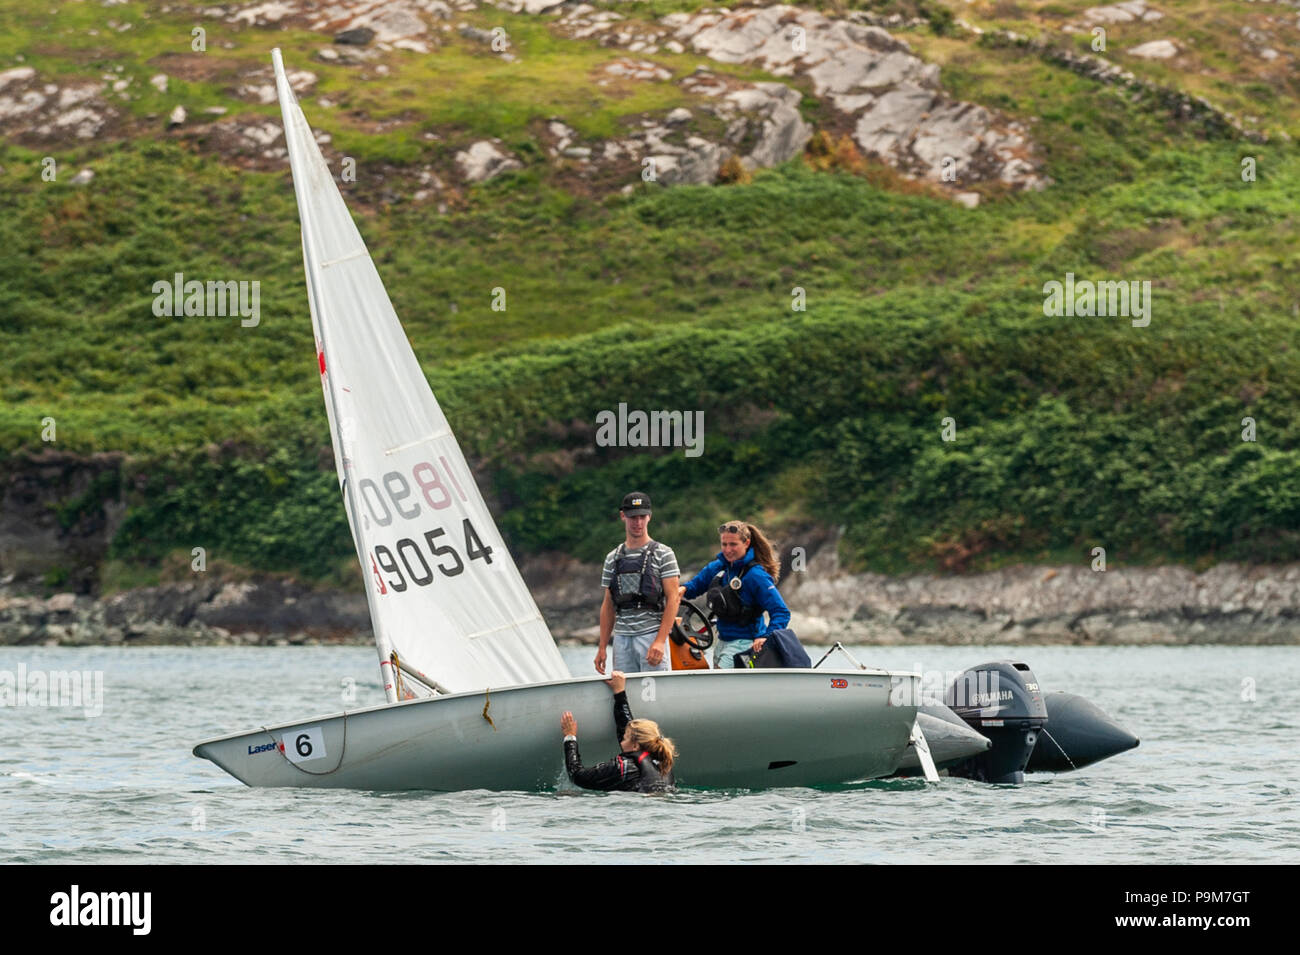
609;542;665;613
619;750;674;793
706;561;761;625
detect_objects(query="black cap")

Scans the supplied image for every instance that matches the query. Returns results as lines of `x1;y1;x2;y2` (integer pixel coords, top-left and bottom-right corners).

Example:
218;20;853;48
620;491;652;516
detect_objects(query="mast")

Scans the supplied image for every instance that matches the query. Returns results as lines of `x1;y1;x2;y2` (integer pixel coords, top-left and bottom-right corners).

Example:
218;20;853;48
271;48;399;703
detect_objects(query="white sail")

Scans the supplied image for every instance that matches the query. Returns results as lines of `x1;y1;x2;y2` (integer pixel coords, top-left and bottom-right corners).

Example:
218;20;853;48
271;50;570;694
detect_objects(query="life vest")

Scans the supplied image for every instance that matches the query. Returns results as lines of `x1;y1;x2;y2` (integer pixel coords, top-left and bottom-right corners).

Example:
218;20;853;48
706;561;761;625
626;750;674;793
609;542;665;613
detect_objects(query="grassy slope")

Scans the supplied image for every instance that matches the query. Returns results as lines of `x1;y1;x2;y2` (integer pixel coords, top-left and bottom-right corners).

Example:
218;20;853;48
0;0;1296;588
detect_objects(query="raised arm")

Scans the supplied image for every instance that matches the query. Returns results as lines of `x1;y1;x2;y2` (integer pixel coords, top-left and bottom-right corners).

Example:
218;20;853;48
608;671;632;741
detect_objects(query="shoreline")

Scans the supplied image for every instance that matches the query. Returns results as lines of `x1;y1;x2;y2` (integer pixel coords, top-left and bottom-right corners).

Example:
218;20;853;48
3;554;1298;647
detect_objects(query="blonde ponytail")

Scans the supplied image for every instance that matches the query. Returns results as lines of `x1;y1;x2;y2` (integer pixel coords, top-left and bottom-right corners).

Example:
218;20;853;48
628;718;677;774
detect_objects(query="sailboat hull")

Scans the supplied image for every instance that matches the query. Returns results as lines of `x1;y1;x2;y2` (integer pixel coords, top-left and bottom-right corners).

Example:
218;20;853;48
195;669;917;791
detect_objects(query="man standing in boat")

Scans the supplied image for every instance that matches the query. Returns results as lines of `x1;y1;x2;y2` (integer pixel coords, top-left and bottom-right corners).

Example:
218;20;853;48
595;492;681;674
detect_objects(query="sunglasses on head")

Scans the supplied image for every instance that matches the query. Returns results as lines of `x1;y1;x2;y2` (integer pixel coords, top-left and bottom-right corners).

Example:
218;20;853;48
718;523;745;536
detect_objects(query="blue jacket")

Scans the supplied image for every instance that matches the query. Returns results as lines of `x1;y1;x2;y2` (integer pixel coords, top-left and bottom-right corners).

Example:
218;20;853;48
682;547;791;642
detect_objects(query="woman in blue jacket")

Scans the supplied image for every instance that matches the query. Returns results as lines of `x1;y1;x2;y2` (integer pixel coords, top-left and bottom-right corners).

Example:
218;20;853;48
682;521;790;669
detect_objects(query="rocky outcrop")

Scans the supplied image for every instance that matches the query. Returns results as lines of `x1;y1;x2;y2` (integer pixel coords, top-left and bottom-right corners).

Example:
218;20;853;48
199;0;1045;194
232;0;458;52
0;577;372;646
234;67;317;105
784;559;1300;646
0;68;116;141
1081;1;1164;25
183;112;335;166
5;545;1299;646
685;71;812;171
553;3;1047;192
538;66;813;187
525;540;1300;646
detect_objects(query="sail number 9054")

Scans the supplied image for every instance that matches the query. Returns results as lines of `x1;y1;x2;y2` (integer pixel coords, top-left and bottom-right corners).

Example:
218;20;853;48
373;519;493;593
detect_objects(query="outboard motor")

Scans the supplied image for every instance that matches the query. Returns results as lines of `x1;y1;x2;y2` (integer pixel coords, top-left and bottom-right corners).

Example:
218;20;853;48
944;661;1047;784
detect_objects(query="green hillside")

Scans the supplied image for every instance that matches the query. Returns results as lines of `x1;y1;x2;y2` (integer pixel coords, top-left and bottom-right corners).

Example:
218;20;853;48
1;0;1297;590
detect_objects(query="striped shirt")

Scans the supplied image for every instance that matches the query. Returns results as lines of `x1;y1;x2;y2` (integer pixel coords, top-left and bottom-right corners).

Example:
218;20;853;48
601;540;680;637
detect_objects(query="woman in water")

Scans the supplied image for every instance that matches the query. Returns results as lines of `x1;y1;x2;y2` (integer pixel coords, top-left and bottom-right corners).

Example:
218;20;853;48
561;671;677;793
681;520;790;669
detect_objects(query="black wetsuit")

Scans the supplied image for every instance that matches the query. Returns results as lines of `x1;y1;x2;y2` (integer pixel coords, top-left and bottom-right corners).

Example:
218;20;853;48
564;691;676;793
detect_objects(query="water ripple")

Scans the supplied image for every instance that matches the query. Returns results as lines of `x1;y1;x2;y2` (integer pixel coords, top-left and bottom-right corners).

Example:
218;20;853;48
2;644;1300;863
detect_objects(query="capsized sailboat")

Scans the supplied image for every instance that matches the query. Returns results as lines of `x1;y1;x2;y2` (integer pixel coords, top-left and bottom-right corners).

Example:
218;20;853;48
193;50;928;791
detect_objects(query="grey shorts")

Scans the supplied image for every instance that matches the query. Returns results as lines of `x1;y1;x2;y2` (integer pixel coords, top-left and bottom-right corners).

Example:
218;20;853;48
613;629;670;673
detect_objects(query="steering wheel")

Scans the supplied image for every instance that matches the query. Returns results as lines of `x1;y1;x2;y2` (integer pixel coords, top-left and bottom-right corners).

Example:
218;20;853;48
674;599;716;651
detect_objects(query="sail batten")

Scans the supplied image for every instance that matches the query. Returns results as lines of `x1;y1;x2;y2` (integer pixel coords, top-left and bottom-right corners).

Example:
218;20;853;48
464;614;548;641
320;248;371;269
385;432;454;455
271;49;571;694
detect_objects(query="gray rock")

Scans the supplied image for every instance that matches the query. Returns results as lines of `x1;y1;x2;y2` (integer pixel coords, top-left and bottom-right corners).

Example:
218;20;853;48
498;0;568;12
46;593;77;612
456;139;523;182
599;58;671;81
0;90;46;121
335;27;376;45
554;3;1046;193
853;83;935;159
459;25;495;44
911;100;989;179
808;48;937;97
1082;1;1163;24
651;139;725;185
0;66;35;91
1128;39;1179;59
728;82;811;168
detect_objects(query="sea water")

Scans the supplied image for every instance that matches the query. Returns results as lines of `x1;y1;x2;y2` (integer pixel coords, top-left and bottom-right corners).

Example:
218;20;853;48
1;644;1297;864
